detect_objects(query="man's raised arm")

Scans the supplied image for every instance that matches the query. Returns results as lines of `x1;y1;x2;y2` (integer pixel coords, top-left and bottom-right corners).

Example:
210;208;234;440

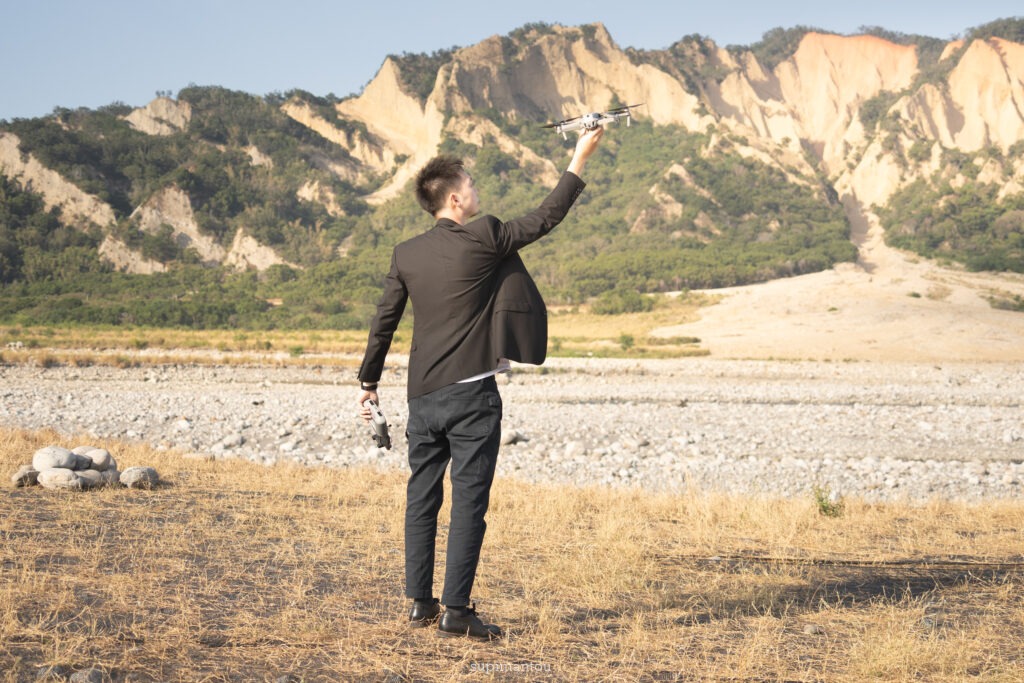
490;127;605;257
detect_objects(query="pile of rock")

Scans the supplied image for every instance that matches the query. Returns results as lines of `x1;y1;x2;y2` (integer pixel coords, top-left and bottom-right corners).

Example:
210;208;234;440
10;445;160;490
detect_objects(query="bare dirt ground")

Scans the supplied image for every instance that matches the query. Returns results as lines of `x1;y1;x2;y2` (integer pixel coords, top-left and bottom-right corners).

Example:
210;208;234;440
653;200;1024;361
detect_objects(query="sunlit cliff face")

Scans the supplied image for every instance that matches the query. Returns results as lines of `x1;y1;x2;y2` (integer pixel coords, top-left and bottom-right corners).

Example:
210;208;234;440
327;25;1024;211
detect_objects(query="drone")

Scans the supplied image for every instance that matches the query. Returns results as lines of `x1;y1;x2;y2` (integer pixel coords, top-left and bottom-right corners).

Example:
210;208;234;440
542;104;644;139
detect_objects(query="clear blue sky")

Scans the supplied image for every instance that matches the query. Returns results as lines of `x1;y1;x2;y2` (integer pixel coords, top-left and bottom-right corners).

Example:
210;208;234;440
1;0;1019;121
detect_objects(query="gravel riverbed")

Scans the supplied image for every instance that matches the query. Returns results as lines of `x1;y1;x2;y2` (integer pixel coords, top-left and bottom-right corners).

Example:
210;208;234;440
2;358;1022;502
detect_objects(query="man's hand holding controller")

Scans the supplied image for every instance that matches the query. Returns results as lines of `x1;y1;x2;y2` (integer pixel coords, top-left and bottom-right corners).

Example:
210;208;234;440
363;399;391;450
357;385;391;450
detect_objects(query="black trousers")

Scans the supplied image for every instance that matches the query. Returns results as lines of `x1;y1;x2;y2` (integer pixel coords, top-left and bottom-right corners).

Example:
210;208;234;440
404;376;502;606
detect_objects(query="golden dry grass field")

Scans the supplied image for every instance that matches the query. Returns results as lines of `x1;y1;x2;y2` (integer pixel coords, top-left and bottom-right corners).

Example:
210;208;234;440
0;294;709;370
3;427;1023;682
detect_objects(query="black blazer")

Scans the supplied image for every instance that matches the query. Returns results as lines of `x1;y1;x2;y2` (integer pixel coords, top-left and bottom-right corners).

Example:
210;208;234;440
358;171;586;398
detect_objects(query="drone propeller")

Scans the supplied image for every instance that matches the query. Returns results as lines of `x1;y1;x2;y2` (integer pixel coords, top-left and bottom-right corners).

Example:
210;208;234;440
607;103;644;114
542;114;582;128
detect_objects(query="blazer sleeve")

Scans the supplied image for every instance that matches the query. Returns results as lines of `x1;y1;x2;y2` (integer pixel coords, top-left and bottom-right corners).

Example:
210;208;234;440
490;171;586;258
357;249;408;383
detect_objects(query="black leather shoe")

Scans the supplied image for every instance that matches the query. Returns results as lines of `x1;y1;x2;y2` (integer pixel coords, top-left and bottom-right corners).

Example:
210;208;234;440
438;604;502;641
408;598;441;627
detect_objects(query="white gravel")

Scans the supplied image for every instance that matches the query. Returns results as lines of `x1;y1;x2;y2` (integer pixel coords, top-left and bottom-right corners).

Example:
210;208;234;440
2;358;1022;502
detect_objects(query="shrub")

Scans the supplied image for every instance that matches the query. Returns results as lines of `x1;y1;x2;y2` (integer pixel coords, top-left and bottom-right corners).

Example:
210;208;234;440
592;289;655;315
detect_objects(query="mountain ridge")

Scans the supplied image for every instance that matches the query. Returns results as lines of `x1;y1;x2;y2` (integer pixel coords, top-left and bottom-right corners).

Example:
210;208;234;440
1;19;1023;337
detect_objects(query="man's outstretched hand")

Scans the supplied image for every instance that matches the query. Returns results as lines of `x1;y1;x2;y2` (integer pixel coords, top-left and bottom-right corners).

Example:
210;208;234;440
567;126;604;177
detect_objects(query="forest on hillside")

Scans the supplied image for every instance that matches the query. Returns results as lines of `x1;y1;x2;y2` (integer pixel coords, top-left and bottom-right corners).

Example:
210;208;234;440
3;15;1024;329
0;85;857;329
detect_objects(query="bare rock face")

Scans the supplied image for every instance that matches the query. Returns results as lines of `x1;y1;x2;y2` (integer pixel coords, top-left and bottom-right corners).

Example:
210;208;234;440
121;466;160;489
435;24;707;130
98;235;167;274
946;38;1024;151
108;184;300;273
775;33;918;173
280;100;393;177
297;180;346;217
335;57;446;204
311;25;1024;242
224;229;295;272
244;145;274;168
37;468;83;491
124;96;192;135
0;132;117;230
32;446;76;471
131;186;226;266
447;117;560;186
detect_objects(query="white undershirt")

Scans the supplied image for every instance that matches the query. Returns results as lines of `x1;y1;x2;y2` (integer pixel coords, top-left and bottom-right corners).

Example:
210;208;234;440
457;358;511;383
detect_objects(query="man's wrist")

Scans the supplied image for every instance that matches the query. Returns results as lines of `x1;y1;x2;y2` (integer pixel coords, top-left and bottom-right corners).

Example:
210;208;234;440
360;382;378;391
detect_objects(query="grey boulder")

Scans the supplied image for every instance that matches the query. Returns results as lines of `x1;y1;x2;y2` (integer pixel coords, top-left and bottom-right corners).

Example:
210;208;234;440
121;466;159;489
11;464;39;487
76;469;104;489
70;668;106;683
32;446;76;471
85;448;115;472
71;453;95;471
37;468;83;491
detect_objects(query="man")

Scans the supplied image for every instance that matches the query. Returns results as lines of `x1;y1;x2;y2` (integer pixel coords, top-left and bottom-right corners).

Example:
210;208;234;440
356;126;603;640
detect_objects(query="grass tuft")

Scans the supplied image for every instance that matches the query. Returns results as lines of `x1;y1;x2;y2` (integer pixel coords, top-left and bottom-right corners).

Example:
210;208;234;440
813;484;845;518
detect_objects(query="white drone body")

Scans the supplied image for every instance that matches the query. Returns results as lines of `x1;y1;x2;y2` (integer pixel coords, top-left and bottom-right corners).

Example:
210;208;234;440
545;104;643;139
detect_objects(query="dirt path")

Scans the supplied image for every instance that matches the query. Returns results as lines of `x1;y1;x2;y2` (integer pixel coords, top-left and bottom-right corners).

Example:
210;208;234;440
653;195;1024;361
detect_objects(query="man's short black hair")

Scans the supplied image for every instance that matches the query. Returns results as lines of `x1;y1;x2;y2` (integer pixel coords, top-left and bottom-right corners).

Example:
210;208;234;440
415;155;466;216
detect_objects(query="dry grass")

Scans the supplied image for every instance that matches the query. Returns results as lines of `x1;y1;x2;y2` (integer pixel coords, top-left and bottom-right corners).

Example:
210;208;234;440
0;295;711;367
0;326;373;354
0;347;364;370
548;293;712;358
0;327;374;369
2;427;1023;681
